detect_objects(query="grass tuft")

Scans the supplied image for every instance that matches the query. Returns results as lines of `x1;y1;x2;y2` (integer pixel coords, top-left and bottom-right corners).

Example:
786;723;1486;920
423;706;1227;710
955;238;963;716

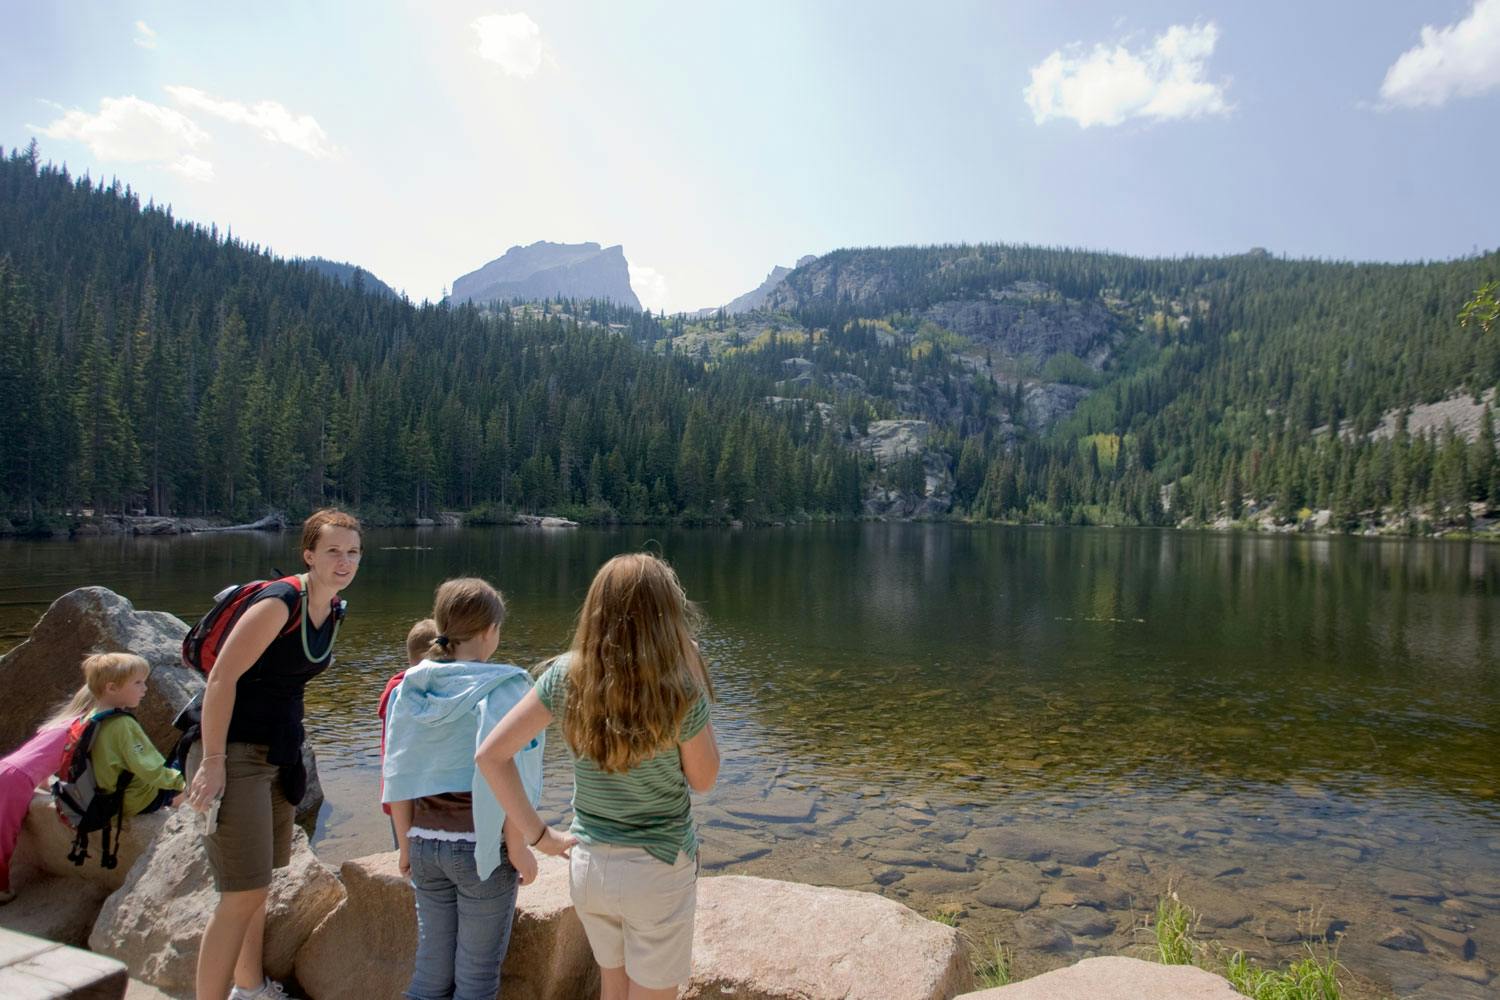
1224;945;1344;1000
974;939;1014;989
1153;891;1198;965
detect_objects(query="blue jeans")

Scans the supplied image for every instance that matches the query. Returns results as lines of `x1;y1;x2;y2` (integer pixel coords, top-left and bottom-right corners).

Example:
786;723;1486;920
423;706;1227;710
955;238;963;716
406;838;519;1000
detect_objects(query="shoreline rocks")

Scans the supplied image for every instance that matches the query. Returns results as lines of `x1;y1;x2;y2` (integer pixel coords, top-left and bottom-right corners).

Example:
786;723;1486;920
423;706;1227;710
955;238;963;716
90;810;344;995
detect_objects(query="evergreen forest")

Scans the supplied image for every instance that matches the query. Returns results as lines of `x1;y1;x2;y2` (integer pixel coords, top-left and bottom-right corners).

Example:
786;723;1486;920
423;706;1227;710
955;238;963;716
0;143;1496;534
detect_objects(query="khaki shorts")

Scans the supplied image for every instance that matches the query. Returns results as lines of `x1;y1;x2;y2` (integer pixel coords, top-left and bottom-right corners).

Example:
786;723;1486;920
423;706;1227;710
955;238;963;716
569;841;698;989
188;742;293;893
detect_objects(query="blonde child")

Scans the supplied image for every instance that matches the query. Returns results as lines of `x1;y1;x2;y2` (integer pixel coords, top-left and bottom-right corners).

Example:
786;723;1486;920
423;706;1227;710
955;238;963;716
477;553;720;1000
383;581;544;1000
378;619;439;843
83;653;186;819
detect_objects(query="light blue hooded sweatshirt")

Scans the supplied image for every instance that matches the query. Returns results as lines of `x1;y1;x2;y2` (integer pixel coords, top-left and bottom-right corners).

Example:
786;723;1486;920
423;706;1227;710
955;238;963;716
381;659;544;879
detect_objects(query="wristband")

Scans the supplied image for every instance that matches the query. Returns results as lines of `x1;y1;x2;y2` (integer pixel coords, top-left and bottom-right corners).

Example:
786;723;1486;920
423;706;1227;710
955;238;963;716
201;753;227;763
529;825;547;847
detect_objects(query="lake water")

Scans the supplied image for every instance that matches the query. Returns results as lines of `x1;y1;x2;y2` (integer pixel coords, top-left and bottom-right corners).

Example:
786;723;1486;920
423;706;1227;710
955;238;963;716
2;525;1497;998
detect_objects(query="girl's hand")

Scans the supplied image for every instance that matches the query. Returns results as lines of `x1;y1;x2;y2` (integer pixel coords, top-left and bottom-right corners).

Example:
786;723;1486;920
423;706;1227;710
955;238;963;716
534;826;578;858
511;843;538;886
397;844;411;880
187;757;225;812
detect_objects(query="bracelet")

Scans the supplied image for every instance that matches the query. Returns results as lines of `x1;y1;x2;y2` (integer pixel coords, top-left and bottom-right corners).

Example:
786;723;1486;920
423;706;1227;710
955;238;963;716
200;753;227;762
529;825;547;847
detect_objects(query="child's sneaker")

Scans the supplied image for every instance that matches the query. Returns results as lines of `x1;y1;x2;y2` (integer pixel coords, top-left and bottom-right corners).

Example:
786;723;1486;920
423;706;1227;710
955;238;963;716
227;978;290;1000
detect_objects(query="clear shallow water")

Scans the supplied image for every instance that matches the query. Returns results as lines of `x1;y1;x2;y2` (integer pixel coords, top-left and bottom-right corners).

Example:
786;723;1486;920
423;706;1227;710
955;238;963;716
2;525;1497;997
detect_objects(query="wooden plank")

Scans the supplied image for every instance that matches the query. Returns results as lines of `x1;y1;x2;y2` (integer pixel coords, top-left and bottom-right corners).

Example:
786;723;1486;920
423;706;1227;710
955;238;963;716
0;929;127;1000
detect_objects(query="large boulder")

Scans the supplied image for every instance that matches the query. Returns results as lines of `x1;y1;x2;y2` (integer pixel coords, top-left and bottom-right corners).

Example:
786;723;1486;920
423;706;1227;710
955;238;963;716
89;808;344;994
956;956;1243;999
686;875;973;999
294;853;596;1000
0;587;199;754
296;860;972;1000
13;788;170;892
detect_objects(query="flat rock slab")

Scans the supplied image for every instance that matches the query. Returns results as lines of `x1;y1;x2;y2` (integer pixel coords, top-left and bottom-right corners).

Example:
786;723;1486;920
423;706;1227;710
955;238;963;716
0;927;127;1000
960;826;1116;868
957;956;1243;999
722;789;820;824
698;826;771;869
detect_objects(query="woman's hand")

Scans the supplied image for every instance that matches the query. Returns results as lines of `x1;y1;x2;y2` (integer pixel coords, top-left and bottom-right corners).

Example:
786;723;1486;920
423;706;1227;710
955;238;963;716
186;757;225;812
533;826;578;859
397;843;411;879
504;823;538;886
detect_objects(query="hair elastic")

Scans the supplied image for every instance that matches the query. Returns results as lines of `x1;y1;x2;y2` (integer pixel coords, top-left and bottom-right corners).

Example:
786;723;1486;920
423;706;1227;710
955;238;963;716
435;635;450;647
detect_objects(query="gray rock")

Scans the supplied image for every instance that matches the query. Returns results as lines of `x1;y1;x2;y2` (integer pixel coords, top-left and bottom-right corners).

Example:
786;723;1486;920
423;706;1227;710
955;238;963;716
973;872;1041;911
698;826;771;869
1046;906;1118;939
1009;914;1073;953
1379;927;1427;952
1038;876;1132;910
722;789;819;824
90;810;344;994
0;587;198;755
960;825;1115;868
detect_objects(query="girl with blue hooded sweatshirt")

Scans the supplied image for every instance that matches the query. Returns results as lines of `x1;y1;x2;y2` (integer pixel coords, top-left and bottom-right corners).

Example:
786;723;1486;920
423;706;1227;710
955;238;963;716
382;578;544;1000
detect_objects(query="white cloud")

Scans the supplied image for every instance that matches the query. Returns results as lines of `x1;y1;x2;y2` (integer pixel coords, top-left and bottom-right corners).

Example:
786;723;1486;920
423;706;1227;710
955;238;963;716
1025;22;1231;128
33;96;212;180
629;263;670;312
170;155;214;182
1379;0;1500;109
472;12;546;78
133;20;157;50
166;85;337;158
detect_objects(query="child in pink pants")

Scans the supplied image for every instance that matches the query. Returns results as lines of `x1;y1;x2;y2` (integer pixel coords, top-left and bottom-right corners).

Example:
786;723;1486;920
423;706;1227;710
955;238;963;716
0;725;73;902
1;684;96;903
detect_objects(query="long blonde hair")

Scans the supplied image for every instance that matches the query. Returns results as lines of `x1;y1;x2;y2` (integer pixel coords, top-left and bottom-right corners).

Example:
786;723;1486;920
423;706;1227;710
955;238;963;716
42;685;96;730
424;579;505;662
560;553;712;773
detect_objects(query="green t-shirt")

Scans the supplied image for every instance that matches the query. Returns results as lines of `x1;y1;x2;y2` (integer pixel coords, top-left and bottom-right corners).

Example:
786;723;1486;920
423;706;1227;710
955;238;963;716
91;713;186;818
536;659;710;864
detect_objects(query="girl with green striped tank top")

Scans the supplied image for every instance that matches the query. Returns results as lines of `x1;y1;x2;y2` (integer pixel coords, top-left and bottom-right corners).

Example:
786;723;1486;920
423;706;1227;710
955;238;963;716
477;553;719;1000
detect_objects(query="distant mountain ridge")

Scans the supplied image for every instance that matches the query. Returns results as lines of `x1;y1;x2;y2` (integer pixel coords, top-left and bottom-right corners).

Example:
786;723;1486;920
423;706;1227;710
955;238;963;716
451;241;641;310
696;255;818;316
297;257;398;299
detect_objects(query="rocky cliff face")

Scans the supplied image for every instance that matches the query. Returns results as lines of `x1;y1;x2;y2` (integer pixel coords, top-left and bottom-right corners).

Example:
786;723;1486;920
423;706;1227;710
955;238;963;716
719;254;818;315
451;241;641;310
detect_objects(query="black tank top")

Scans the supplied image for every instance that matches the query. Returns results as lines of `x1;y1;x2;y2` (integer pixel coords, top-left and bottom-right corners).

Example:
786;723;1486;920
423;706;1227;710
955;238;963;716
225;581;336;766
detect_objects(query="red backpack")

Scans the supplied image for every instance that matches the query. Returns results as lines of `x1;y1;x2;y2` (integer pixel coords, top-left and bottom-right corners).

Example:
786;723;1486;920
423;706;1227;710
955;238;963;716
181;574;305;675
52;708;134;868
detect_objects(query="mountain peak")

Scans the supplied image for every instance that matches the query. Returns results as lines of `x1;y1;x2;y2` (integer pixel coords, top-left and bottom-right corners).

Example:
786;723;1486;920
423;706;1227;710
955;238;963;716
451;241;640;310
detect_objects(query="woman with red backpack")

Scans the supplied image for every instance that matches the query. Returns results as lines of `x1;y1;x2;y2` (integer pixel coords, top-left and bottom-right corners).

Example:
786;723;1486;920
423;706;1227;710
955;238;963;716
184;508;362;1000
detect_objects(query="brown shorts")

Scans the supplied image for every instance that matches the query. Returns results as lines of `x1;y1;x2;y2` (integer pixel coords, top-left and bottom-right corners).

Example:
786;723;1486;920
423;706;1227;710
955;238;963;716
188;742;293;893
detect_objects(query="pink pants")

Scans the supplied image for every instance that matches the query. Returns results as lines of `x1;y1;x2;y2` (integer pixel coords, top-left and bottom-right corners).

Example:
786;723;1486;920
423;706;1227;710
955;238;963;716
0;765;38;891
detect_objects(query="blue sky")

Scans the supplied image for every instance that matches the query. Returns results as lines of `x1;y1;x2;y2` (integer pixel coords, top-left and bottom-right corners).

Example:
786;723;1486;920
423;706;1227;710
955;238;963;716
3;1;1498;312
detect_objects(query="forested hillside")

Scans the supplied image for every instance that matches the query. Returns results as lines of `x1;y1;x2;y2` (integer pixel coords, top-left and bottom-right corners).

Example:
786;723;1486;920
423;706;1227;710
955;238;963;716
0;146;862;528
1;143;1496;534
665;244;1500;530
